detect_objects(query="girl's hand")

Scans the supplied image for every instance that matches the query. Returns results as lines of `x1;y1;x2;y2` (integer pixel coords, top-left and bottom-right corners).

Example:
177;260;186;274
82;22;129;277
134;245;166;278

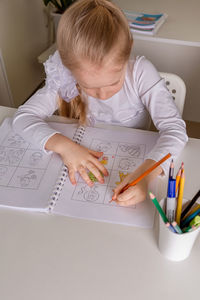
45;133;108;186
112;173;148;206
60;141;109;186
111;159;163;206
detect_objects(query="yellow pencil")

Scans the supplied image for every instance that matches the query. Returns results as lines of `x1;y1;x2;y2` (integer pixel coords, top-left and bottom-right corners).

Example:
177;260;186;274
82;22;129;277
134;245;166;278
176;168;185;225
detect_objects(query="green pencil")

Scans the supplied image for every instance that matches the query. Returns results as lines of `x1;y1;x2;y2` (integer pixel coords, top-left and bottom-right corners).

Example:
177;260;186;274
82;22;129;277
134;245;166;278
171;221;183;234
182;225;195;233
149;192;169;223
182;223;200;233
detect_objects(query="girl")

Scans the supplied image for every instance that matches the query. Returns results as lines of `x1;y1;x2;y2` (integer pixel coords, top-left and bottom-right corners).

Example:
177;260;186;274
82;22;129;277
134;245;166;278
13;0;188;206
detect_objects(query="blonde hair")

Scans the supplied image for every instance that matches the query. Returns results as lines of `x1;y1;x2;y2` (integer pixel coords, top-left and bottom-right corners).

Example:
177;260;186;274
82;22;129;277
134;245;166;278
58;93;87;124
57;0;133;123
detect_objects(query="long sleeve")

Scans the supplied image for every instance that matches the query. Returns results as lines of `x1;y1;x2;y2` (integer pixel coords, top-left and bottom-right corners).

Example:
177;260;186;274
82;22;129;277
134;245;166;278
12;51;79;152
12;87;60;152
133;57;188;175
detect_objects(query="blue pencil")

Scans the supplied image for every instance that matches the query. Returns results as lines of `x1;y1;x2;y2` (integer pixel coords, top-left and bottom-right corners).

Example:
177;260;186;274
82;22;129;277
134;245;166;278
166;222;176;233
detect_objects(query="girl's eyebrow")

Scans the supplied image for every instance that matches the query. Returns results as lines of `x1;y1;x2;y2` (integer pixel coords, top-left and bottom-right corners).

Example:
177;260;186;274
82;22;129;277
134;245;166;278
81;79;120;89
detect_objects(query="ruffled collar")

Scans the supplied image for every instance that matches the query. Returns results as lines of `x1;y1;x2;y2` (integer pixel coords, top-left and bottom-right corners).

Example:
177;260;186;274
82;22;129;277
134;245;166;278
44;51;79;102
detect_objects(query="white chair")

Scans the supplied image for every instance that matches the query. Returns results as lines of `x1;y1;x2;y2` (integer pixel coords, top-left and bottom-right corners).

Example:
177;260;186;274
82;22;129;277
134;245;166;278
159;72;186;116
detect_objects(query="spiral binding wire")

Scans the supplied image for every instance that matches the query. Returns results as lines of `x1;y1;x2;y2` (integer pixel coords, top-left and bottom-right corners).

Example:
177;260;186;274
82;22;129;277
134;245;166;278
48;165;68;213
48;125;85;212
73;125;85;144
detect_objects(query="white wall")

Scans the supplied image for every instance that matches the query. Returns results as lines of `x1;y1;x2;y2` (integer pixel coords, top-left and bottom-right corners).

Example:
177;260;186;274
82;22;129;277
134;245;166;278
0;0;49;107
133;40;200;122
114;0;200;122
0;49;14;107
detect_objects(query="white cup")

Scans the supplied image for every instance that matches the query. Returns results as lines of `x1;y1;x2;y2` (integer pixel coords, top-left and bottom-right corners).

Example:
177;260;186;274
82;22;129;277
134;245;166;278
158;198;200;261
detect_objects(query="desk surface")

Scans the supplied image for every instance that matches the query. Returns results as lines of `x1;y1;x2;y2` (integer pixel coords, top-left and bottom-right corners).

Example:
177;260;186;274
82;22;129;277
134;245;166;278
115;0;200;46
0;106;199;300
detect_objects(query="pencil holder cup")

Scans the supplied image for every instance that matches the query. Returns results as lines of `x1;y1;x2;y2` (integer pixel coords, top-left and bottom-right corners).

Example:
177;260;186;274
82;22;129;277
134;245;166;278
158;198;200;262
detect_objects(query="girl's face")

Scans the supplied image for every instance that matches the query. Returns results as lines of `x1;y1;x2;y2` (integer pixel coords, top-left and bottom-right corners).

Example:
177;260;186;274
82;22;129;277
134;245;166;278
72;56;127;100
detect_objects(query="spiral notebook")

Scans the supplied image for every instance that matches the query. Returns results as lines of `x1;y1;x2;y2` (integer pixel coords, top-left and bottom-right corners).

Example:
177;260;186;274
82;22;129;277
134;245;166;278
0;118;159;227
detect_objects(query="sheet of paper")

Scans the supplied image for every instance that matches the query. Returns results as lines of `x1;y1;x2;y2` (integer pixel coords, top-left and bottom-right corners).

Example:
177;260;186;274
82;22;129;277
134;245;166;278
0;119;76;211
54;125;159;228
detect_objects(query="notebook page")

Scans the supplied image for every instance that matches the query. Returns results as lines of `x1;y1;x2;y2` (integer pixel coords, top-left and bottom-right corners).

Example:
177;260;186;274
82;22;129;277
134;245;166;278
0;119;77;211
54;125;159;228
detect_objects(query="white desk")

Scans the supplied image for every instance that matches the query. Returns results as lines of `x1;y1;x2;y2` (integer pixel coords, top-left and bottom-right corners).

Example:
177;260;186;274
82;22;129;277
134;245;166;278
0;106;199;300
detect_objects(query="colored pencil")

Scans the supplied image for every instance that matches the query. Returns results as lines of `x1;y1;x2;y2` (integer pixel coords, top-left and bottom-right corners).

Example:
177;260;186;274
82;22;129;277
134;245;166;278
175;167;182;194
180;208;200;228
171;221;183;234
176;168;185;225
149;192;169;223
119;153;171;194
166;222;176;233
182;222;200;233
182;225;196;233
183;218;200;232
190;215;200;227
181;189;200;219
166;178;176;222
182;204;200;221
169;159;174;179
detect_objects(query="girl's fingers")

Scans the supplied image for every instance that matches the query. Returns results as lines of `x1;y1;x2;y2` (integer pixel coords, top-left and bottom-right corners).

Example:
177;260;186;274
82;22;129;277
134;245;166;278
90;157;109;177
78;165;93;187
68;168;76;185
116;194;145;206
115;199;136;207
112;179;131;200
115;185;146;206
89;149;103;158
87;162;104;184
116;186;136;202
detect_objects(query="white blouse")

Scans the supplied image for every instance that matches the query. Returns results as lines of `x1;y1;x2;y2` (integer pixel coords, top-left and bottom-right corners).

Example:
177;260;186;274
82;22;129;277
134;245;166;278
12;51;188;175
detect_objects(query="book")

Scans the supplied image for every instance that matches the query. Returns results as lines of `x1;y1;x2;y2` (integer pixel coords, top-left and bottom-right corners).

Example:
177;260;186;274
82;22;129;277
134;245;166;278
124;10;168;36
0;118;159;228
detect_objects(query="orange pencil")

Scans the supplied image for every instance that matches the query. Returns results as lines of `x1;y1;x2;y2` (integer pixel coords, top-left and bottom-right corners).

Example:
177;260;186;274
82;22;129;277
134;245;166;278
119;153;171;194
